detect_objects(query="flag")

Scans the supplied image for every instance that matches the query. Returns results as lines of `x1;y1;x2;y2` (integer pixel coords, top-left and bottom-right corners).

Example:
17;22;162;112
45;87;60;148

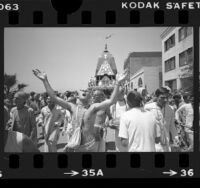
105;34;113;40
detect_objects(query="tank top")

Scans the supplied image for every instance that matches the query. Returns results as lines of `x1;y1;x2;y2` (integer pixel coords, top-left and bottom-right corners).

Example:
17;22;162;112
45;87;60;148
4;131;23;152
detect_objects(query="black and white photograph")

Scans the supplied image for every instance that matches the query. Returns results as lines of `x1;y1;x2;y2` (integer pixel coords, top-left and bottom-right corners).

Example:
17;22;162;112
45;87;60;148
3;27;194;153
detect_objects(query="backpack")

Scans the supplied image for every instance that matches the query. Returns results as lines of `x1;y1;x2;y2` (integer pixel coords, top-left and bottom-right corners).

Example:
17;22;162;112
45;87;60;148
65;106;86;150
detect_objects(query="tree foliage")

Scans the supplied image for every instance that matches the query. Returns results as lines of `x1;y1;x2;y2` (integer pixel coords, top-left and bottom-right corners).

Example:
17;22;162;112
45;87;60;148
4;73;28;99
4;73;17;96
17;83;28;91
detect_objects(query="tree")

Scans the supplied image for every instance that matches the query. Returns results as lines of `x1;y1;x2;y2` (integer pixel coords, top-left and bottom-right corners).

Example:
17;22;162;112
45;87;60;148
4;73;28;99
17;83;28;91
4;73;17;97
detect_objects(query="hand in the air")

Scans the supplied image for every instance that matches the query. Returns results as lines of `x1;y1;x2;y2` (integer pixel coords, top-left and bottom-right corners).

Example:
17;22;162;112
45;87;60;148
32;69;47;81
116;69;129;84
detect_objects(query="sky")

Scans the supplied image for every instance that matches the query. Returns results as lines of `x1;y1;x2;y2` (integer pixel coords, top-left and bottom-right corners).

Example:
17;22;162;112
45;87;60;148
4;27;166;93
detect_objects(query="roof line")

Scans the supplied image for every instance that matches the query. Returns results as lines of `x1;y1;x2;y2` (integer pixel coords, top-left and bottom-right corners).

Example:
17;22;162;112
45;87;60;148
160;27;177;39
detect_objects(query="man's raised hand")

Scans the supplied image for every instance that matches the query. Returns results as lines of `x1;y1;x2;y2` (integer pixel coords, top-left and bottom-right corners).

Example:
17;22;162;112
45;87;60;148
32;69;47;81
116;69;129;84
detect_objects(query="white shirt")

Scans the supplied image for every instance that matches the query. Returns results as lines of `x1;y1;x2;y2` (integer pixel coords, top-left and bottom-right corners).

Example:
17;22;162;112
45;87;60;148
110;100;127;120
144;102;170;152
119;108;158;152
110;101;128;152
175;103;193;128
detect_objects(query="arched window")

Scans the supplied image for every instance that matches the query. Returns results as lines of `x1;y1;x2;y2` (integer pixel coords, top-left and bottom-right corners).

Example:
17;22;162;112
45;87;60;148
138;78;143;87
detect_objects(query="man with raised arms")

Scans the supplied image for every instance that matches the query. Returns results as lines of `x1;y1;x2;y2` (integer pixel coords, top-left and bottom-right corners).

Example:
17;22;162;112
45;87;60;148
32;69;128;152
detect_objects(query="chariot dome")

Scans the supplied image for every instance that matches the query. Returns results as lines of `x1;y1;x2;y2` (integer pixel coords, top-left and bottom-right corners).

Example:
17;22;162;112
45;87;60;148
88;44;118;96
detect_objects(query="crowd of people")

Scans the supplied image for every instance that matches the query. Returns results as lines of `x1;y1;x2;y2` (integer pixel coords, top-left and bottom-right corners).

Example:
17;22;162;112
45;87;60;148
4;69;194;152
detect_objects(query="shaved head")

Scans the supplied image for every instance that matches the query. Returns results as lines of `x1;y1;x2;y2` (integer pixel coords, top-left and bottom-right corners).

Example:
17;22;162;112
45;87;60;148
92;90;105;103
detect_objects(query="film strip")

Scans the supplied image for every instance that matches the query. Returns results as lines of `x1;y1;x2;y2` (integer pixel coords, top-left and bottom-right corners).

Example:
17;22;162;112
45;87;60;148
0;0;200;179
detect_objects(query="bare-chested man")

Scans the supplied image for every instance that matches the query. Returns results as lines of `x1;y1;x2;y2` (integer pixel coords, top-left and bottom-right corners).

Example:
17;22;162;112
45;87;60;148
92;90;112;152
37;96;65;152
32;69;128;152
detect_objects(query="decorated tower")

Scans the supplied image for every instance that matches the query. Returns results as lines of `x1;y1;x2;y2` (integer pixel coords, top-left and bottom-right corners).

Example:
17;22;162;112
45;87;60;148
88;44;118;96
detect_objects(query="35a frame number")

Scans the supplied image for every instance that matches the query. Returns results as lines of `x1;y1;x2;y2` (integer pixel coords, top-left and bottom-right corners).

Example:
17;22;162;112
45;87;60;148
0;4;19;11
82;169;104;177
180;169;194;177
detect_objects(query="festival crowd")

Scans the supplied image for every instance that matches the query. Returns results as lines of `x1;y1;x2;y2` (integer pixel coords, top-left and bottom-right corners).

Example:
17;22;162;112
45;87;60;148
4;69;194;152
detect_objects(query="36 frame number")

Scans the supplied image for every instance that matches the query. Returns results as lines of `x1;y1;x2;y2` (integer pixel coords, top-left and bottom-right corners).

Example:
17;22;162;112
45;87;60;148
180;169;194;177
0;4;19;11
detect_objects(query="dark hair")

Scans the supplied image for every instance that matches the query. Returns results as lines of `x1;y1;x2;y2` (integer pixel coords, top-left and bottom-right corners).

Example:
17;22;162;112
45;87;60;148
182;93;191;102
173;93;181;99
65;91;72;98
155;87;168;97
127;91;142;108
30;91;35;97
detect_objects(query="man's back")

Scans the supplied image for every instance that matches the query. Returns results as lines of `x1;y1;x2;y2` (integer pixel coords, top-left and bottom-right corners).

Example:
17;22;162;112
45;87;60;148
119;108;157;152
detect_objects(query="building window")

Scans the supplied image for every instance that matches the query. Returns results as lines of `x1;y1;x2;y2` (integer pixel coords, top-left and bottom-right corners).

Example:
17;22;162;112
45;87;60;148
187;27;193;36
138;78;143;87
179;47;193;67
164;34;175;52
178;27;192;42
165;57;176;72
187;47;193;64
131;82;133;89
165;79;177;92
